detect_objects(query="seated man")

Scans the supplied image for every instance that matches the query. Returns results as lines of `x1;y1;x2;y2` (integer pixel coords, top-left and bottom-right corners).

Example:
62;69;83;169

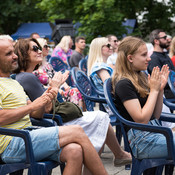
0;38;108;175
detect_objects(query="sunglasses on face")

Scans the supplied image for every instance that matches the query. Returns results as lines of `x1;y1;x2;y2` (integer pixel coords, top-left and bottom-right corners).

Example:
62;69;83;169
43;45;49;49
156;35;167;40
104;43;112;49
32;45;41;52
113;40;118;43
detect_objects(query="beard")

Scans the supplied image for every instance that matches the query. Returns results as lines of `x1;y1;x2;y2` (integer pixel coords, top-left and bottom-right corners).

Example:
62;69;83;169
159;41;168;49
0;60;18;74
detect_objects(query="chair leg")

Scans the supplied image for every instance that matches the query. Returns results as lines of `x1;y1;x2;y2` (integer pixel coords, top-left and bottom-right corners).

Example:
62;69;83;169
10;169;23;175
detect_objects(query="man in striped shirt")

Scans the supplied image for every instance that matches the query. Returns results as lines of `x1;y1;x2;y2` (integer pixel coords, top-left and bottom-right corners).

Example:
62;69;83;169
0;37;108;175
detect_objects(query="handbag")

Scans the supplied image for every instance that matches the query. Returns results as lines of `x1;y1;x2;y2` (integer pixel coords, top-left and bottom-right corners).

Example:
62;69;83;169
52;99;83;123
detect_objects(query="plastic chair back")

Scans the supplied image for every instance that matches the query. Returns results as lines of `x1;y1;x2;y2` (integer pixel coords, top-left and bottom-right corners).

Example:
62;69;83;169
79;58;87;74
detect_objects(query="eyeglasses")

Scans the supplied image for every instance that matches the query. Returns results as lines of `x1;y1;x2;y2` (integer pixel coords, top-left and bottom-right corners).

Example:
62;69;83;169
32;45;41;52
43;45;49;49
103;43;111;49
156;35;167;40
113;40;118;43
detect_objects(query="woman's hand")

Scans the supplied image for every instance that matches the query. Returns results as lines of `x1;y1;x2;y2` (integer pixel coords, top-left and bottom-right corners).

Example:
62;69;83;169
148;66;161;92
49;71;69;89
160;65;169;91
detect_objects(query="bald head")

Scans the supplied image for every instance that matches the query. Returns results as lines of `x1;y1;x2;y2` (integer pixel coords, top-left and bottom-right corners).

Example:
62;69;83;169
0;39;18;77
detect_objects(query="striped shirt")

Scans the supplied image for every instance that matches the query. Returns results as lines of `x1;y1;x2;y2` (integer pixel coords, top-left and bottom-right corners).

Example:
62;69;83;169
0;77;31;153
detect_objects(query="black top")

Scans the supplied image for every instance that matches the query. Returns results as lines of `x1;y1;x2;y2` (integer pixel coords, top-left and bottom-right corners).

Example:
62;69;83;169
114;79;154;132
147;51;175;99
147;51;175;73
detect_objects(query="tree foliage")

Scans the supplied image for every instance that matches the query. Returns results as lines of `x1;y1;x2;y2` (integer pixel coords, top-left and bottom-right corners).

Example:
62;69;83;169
1;0;175;42
0;0;47;34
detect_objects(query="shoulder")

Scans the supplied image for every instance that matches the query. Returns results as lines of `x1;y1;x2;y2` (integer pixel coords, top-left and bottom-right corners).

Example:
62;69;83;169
16;72;38;84
91;62;113;75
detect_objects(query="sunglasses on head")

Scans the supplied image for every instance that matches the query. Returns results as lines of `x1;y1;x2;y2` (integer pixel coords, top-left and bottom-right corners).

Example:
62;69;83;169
32;45;41;52
156;35;167;40
43;45;49;49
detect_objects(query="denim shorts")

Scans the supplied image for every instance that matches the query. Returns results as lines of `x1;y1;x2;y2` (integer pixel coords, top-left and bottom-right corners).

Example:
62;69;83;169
127;119;175;159
1;126;62;163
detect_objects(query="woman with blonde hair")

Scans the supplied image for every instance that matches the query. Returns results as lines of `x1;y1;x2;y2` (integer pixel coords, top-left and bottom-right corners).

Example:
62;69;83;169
51;35;73;64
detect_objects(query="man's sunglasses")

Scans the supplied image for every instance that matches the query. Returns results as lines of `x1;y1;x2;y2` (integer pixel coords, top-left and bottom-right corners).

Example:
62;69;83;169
113;40;118;43
43;45;49;49
156;35;167;40
32;45;41;52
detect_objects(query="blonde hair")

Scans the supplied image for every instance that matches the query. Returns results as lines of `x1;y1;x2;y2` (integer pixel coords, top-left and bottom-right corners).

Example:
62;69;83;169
57;35;72;53
36;38;47;49
169;36;175;58
87;37;108;76
112;36;149;97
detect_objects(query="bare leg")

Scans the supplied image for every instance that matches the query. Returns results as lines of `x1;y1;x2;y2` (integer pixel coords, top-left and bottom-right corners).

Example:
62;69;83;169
59;125;108;175
105;124;131;159
60;143;83;175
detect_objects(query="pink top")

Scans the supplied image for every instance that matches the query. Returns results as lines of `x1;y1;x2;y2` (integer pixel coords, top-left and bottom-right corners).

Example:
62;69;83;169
51;46;72;63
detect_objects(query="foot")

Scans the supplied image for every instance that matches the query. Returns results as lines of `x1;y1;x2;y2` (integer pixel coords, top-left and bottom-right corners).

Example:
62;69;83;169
114;151;132;167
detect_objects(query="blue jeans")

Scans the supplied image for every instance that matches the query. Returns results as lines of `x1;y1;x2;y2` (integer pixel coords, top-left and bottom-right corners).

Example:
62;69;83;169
127;119;175;159
1;126;62;163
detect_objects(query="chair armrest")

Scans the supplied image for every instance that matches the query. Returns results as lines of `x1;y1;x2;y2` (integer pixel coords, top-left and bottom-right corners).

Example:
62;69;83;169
160;112;175;123
44;113;63;126
0;127;35;164
163;97;175;110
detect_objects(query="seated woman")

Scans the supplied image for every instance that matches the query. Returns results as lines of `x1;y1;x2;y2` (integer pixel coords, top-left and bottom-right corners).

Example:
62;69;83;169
33;37;85;110
51;35;73;65
13;38;132;173
112;36;172;164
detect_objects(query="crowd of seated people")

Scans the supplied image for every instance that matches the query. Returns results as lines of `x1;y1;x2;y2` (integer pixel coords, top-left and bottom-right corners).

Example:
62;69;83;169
1;28;175;174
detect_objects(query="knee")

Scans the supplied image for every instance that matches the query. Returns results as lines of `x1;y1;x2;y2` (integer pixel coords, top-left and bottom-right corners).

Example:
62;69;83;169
72;125;88;140
64;143;83;163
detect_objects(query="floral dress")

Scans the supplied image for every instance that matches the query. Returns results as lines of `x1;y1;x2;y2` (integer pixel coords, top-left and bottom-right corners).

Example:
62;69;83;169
51;46;72;64
33;62;83;106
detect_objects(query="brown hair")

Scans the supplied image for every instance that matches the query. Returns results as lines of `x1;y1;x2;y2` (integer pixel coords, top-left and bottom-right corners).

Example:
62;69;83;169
14;38;41;73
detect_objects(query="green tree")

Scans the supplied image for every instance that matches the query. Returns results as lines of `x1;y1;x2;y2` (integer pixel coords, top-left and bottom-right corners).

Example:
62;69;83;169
0;0;47;34
37;0;127;42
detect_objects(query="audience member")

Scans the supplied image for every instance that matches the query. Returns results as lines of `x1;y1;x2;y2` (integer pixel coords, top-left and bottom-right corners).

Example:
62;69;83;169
169;36;175;67
70;36;86;68
33;37;85;110
30;32;40;39
87;37;113;114
106;35;119;69
51;35;73;64
166;34;172;54
13;38;132;171
0;37;108;175
112;36;174;175
147;29;175;99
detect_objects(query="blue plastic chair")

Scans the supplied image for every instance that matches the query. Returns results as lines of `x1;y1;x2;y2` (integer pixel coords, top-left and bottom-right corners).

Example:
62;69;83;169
66;56;71;69
71;67;124;144
49;56;75;87
104;78;175;175
79;58;87;74
0;126;65;175
49;56;69;73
